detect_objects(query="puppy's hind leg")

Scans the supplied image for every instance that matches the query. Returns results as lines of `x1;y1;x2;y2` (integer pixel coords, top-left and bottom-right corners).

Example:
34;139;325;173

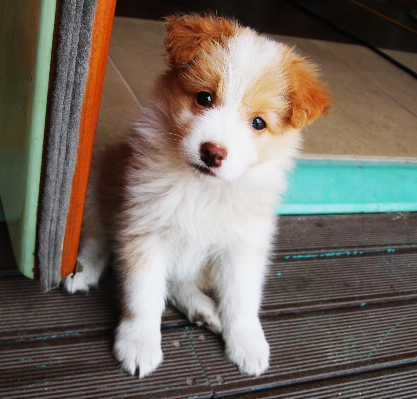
62;234;110;294
62;152;110;294
168;279;222;334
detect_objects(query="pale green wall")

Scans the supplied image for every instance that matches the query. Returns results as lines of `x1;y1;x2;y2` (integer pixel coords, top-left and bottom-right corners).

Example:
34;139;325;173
0;0;57;278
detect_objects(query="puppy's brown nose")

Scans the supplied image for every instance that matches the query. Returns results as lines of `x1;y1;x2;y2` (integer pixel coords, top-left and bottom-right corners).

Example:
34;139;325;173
200;142;227;168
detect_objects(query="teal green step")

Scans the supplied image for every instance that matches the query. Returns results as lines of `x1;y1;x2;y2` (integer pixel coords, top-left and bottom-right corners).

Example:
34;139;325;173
277;158;417;215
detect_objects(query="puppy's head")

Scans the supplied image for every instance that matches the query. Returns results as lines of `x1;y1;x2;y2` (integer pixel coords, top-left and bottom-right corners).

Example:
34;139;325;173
154;14;331;181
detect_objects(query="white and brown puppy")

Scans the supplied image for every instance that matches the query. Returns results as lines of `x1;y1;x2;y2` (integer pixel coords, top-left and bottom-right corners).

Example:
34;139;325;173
63;14;331;378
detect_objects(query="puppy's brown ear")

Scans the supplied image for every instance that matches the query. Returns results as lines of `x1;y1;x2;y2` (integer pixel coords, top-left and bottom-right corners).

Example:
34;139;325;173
164;14;237;68
284;50;332;129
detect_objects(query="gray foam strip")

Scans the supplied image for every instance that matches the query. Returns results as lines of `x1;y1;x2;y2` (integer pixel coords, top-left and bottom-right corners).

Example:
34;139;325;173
38;0;98;292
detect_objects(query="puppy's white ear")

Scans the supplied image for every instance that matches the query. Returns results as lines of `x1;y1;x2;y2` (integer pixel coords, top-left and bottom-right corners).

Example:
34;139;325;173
283;50;332;129
164;14;237;68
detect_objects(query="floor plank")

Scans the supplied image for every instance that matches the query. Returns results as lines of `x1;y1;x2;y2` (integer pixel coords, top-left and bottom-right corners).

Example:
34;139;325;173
0;332;212;399
237;364;417;398
189;304;417;396
264;253;417;314
275;213;417;254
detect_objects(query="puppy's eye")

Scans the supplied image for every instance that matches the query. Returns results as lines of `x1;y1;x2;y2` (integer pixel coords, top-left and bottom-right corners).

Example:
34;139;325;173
196;92;213;107
252;117;266;131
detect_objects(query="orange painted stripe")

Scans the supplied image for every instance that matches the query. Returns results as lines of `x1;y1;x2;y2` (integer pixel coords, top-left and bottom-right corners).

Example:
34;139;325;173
61;0;116;277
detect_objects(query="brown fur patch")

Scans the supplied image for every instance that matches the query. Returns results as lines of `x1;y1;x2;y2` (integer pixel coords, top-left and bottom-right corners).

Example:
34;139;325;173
153;70;198;144
96;140;134;236
153;49;226;141
164;13;238;68
282;48;332;129
241;65;289;136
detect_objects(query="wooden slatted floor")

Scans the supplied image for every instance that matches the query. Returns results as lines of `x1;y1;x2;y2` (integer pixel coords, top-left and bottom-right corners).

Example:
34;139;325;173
1;213;417;398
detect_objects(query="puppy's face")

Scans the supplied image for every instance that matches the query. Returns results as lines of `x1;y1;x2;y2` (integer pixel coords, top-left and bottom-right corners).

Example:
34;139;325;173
154;15;331;181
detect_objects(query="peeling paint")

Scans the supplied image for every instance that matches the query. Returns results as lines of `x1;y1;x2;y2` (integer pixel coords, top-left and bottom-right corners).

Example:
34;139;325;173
283;247;399;261
367;316;407;359
13;332;80;344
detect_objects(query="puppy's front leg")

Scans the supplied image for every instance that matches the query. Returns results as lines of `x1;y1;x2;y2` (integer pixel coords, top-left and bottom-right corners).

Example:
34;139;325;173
216;245;270;376
114;235;167;378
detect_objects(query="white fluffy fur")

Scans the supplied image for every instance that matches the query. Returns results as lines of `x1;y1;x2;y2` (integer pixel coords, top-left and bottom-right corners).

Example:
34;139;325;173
63;15;329;379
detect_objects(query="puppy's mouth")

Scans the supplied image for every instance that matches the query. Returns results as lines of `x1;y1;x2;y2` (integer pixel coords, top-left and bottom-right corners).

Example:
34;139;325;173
190;163;216;177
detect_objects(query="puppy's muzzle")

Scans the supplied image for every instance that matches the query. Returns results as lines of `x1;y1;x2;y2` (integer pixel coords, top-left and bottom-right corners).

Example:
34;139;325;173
200;142;227;168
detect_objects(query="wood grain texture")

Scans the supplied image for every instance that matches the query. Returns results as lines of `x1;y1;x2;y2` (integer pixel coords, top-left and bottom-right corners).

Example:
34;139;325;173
61;0;117;277
3;213;417;397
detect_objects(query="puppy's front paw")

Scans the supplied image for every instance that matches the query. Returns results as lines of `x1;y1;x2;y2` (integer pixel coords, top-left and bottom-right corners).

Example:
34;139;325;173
114;321;163;378
225;321;269;376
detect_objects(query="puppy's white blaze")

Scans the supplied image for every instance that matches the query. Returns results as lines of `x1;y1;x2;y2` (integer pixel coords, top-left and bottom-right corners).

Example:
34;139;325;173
224;31;283;106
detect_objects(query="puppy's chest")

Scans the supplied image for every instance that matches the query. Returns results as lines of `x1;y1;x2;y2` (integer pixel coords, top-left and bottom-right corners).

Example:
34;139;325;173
141;180;272;244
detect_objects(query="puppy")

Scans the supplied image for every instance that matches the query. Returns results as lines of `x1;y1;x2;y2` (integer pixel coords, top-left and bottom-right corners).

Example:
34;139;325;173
63;14;331;378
